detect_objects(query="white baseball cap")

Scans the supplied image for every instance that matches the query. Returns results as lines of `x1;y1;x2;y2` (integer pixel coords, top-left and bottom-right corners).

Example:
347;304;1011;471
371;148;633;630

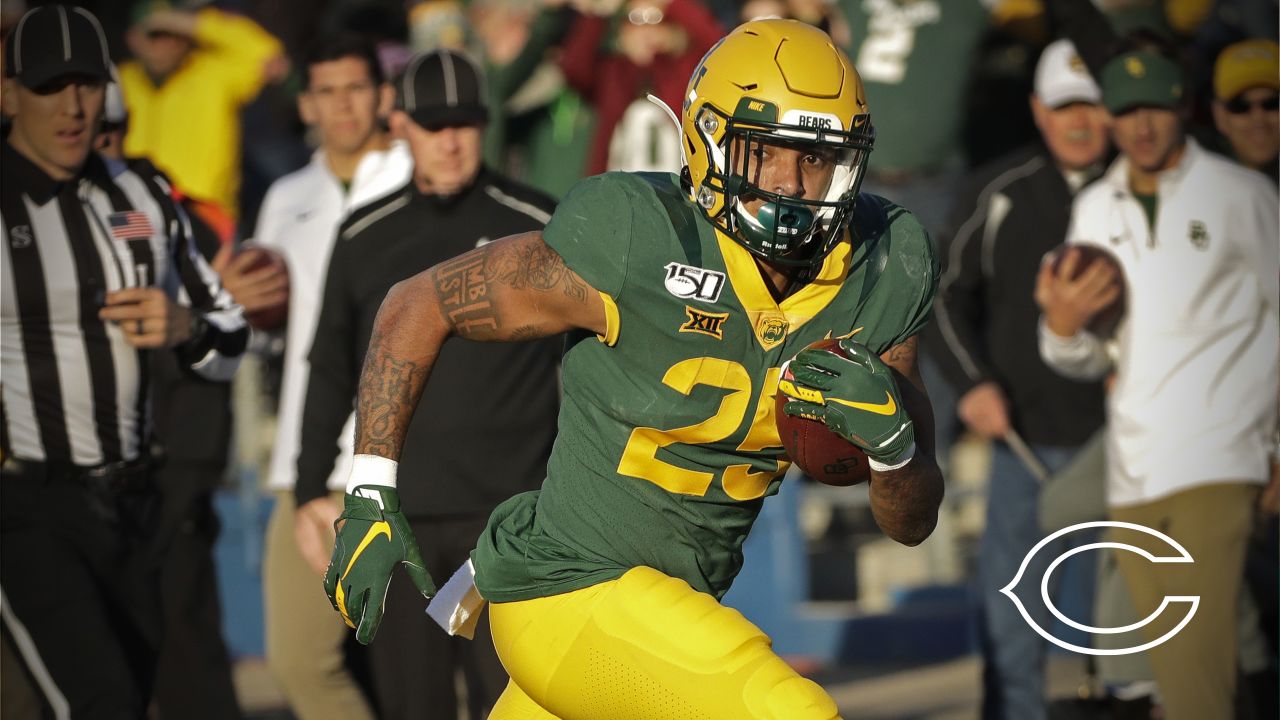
1034;39;1101;108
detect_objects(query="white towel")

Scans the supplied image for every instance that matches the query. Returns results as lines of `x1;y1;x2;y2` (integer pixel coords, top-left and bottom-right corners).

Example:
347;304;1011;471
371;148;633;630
425;558;486;639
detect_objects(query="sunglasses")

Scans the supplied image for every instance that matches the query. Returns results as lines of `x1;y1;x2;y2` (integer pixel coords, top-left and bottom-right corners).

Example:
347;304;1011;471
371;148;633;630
1224;94;1280;114
627;7;664;25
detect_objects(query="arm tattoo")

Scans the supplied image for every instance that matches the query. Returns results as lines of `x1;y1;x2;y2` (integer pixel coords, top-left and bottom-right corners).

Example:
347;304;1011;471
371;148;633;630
869;335;942;545
432;238;588;339
883;335;918;372
482;239;587;301
868;463;944;546
435;254;497;336
509;325;542;341
354;325;428;458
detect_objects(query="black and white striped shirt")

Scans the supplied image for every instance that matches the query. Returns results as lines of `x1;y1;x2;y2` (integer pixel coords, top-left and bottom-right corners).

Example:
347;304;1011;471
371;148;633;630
1;143;248;466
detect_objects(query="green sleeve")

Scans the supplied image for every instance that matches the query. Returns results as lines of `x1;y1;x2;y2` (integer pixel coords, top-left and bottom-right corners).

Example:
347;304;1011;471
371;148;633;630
541;174;634;299
855;198;940;353
886;207;941;347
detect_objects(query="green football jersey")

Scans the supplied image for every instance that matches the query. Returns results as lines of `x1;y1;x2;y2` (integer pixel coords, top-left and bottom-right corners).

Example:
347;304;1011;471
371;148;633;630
838;0;988;172
472;173;938;603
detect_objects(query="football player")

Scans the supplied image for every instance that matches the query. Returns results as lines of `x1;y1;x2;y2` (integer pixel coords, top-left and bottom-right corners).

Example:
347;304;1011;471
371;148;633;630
325;19;943;718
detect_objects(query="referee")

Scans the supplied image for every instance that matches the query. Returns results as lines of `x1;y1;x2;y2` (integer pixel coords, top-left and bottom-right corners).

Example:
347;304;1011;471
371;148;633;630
0;6;248;718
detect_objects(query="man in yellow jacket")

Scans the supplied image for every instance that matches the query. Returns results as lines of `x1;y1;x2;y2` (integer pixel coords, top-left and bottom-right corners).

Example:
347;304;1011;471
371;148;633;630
121;2;286;220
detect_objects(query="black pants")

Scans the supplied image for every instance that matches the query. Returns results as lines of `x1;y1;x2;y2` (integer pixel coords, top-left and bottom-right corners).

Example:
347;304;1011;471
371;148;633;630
0;466;162;719
368;515;508;720
151;463;240;720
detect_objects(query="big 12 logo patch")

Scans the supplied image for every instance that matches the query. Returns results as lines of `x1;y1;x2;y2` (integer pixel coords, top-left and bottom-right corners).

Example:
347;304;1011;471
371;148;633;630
664;262;726;303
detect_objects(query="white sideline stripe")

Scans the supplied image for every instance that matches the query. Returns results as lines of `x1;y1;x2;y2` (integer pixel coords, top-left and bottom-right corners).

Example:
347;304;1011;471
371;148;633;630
484;186;551;224
0;587;70;720
933;155;1045;381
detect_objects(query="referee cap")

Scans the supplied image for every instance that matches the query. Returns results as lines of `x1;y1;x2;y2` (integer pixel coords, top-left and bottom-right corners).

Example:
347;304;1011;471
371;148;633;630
4;4;110;89
398;49;489;129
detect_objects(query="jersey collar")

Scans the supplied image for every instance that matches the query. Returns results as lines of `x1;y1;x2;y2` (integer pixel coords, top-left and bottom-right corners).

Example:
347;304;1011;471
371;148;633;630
715;230;853;351
2;141;115;205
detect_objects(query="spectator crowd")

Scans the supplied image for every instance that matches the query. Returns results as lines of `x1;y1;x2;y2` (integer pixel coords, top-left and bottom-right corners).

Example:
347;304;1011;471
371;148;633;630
0;0;1275;718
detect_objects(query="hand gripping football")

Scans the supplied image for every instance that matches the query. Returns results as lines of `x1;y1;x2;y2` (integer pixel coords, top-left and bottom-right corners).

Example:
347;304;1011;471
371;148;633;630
774;339;871;486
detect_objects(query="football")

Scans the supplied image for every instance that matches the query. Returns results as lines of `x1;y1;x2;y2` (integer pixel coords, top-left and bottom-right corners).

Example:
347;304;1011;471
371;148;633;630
774;339;872;486
237;246;290;331
1048;244;1125;336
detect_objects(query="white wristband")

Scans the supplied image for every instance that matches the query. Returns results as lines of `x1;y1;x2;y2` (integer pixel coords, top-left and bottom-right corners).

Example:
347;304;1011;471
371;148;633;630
868;442;916;473
346;454;399;493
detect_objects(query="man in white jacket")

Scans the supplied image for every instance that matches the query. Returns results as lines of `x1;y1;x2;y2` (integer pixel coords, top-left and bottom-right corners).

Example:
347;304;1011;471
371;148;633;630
1036;37;1279;720
215;35;411;720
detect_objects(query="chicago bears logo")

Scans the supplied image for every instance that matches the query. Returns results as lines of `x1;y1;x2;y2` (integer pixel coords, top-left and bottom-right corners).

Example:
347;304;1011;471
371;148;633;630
1004;520;1198;655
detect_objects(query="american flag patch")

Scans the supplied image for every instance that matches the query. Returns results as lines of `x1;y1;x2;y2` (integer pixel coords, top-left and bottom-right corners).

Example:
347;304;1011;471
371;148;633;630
107;211;153;240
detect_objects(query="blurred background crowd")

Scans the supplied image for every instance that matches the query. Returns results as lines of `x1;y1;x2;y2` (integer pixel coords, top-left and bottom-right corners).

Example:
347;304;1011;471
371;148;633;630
0;0;1276;718
8;0;1275;235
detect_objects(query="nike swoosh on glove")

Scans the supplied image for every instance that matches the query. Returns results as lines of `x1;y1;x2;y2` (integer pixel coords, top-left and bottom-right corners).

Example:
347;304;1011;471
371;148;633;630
323;485;436;644
779;339;915;465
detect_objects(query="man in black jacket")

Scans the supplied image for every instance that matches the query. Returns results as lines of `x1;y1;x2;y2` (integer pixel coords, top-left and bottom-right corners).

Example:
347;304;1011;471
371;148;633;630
925;39;1111;720
294;49;560;720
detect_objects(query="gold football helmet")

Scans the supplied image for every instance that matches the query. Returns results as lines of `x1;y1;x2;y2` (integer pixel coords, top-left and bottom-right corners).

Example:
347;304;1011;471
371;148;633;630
682;19;873;268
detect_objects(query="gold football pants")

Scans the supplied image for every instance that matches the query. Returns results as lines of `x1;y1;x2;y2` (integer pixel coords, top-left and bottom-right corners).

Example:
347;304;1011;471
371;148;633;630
487;566;840;719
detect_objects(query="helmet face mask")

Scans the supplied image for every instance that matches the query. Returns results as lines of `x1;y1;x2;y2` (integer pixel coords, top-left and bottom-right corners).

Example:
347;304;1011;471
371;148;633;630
683;19;875;270
710;112;873;267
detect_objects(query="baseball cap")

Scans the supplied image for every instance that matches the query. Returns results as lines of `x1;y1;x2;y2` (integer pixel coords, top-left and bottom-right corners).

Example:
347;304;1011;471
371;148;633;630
1035;39;1101;108
4;4;110;89
1100;50;1183;114
1213;39;1279;101
398;49;488;129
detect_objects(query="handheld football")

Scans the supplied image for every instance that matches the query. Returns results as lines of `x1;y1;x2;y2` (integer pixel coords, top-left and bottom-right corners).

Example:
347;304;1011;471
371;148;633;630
774;339;871;486
1048;244;1125;337
237;246;289;331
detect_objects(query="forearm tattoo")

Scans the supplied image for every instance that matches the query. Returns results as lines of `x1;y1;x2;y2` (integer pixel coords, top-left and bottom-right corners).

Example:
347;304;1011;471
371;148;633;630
868;462;944;546
354;236;586;457
354;324;428;459
869;335;943;545
882;335;918;372
432;237;588;339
